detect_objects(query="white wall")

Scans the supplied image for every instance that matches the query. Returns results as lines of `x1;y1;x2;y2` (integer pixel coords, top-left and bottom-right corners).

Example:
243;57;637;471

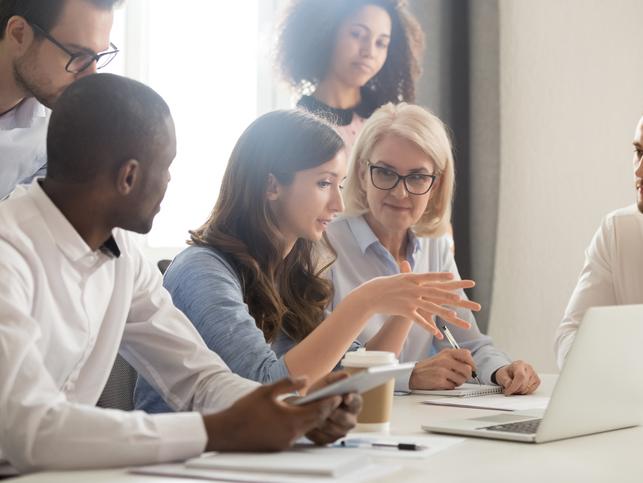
488;0;643;372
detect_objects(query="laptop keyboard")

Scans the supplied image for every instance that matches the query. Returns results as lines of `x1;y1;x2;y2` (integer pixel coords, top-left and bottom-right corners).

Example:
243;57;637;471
482;418;542;434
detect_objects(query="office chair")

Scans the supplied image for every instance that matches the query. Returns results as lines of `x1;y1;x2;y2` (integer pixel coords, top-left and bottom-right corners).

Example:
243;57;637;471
97;258;173;410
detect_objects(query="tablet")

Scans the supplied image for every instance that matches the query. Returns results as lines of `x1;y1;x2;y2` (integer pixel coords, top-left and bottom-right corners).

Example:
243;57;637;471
293;363;414;405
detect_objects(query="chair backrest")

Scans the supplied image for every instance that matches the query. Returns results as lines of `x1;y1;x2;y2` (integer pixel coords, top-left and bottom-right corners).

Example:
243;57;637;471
97;259;173;411
96;355;137;410
157;259;172;274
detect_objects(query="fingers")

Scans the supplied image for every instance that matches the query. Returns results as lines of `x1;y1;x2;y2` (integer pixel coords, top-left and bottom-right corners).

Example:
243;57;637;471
411;355;468;389
419;279;475;290
307;393;362;445
399;260;412;274
417;304;471;330
436;367;463;388
404;271;454;283
513;364;540;395
445;348;477;371
268;376;308;399
413;312;441;338
417;289;481;313
494;365;511;391
341;393;363;415
524;372;541;395
501;362;531;395
436;350;473;382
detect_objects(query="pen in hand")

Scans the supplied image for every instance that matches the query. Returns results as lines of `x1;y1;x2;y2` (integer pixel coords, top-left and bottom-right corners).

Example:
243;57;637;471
441;324;483;386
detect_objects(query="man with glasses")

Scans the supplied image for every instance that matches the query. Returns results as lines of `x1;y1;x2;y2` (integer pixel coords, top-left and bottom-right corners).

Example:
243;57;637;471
555;115;643;369
0;0;120;199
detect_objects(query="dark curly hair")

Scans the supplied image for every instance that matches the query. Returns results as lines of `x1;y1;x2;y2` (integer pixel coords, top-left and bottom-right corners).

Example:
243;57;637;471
190;110;344;343
276;0;424;106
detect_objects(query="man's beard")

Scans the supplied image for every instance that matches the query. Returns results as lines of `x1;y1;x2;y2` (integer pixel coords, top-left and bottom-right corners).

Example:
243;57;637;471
13;55;59;109
637;180;643;214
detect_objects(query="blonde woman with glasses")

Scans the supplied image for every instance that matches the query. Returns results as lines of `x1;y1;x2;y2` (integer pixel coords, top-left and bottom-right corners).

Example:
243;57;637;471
327;102;540;395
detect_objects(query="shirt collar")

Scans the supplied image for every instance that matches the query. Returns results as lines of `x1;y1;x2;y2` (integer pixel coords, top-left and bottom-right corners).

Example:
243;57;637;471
406;229;421;260
29;181;120;263
345;214;421;259
346;215;381;254
9;98;50;128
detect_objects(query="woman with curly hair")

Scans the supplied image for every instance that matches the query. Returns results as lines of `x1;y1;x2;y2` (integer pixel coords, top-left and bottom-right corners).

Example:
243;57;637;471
134;109;477;413
276;0;424;153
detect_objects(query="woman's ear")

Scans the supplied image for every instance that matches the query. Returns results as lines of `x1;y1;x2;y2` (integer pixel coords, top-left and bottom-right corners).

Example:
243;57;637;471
115;159;140;195
357;160;369;191
265;173;281;201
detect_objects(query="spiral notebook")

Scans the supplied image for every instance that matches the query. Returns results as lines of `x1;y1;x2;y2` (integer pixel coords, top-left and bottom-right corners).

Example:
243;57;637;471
413;383;502;398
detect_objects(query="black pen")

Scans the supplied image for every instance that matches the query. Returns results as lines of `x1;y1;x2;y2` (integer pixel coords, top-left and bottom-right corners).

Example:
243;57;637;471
441;325;482;385
339;440;427;451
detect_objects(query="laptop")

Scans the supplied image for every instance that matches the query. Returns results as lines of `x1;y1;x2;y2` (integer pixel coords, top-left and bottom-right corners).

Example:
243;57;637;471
423;304;643;443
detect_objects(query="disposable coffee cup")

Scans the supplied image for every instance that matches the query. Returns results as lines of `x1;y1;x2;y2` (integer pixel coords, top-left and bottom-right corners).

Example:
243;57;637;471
341;349;398;432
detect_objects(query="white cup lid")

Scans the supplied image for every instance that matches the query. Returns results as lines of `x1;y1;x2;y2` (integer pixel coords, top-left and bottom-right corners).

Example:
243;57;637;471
341;349;398;368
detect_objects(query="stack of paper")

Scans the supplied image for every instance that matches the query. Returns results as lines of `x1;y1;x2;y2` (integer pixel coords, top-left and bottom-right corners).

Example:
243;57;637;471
131;449;401;482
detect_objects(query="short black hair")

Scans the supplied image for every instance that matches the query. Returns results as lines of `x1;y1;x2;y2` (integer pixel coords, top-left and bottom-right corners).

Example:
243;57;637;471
46;73;173;183
0;0;122;39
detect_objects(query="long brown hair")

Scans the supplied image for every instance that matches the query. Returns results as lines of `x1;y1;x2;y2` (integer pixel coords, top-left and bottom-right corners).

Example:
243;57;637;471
190;110;345;342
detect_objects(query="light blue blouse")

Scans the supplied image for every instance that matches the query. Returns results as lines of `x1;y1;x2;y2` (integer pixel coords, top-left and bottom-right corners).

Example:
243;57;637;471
134;246;292;413
134;244;360;413
326;215;511;391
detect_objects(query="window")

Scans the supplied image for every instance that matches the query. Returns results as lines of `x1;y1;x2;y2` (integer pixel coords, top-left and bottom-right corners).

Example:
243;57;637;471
109;0;291;259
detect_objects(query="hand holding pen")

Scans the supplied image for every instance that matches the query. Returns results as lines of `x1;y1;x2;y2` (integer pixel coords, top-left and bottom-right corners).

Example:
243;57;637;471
441;325;482;385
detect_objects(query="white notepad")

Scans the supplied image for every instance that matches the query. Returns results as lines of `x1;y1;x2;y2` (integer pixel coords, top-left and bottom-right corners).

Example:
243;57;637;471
413;383;502;397
185;451;367;477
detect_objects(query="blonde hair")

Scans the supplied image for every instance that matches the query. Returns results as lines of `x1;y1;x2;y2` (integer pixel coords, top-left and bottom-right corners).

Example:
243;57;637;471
343;102;455;237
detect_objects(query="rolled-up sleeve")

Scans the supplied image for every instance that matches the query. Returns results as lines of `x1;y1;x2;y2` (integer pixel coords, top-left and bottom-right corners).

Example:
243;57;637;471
0;242;212;472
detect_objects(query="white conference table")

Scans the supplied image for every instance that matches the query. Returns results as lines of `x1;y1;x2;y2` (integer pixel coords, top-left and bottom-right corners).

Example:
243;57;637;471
10;375;643;483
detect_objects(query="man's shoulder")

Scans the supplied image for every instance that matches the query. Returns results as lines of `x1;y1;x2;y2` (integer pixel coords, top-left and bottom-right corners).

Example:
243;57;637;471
0;186;40;234
603;204;643;228
592;205;643;251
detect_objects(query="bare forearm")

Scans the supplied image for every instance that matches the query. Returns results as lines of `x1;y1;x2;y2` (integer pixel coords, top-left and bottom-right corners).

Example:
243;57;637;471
283;290;372;384
365;316;413;356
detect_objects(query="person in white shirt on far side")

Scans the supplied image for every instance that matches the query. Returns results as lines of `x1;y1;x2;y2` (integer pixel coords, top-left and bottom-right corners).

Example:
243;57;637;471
326;102;540;395
555;115;643;368
0;73;362;474
0;0;121;199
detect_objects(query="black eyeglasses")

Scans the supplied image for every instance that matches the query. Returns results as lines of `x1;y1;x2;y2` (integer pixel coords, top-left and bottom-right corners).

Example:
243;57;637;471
28;21;119;74
368;162;437;195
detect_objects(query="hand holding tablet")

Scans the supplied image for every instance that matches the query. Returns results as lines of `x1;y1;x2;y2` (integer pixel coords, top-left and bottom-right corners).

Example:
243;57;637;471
294;363;414;406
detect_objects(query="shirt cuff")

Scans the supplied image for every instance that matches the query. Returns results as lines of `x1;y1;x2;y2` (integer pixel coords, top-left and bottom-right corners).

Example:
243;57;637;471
153;412;207;463
394;361;417;392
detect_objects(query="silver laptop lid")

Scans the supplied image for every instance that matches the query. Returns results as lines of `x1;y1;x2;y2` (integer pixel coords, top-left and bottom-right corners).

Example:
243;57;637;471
536;304;643;442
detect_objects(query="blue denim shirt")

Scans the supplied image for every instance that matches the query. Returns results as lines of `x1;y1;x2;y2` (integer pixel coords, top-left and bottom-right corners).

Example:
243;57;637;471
134;245;361;413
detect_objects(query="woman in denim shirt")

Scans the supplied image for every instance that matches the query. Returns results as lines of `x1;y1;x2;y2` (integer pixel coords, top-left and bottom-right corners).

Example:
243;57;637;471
135;109;476;413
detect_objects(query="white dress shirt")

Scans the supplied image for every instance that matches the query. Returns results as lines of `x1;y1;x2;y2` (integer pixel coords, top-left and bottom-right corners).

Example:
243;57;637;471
326;215;511;391
0;98;49;199
0;181;259;472
555;205;643;368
